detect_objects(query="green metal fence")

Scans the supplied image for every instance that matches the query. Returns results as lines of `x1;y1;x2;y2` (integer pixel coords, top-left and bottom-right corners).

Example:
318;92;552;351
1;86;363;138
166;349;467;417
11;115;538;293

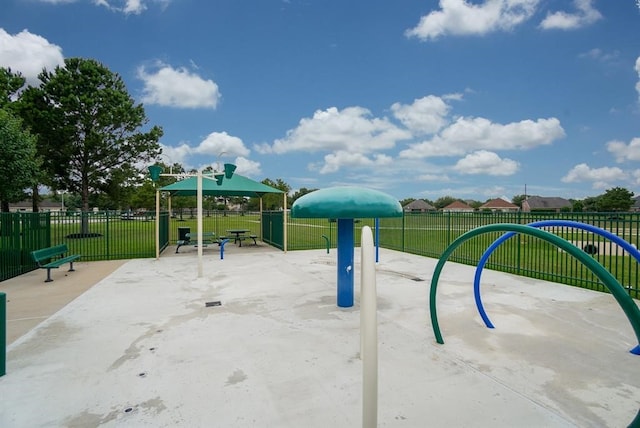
286;211;640;299
2;210;640;300
0;211;170;279
262;211;284;249
0;212;51;281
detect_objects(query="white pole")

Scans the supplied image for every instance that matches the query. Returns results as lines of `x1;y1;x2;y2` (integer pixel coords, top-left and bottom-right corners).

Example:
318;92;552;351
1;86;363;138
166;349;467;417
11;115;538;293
155;189;160;260
197;170;203;278
283;193;288;253
361;225;377;428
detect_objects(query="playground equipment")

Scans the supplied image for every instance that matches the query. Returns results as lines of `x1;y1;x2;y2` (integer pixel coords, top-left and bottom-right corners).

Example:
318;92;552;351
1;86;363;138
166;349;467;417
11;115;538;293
429;222;640;427
473;220;640;337
360;226;378;428
429;223;640;355
291;186;402;307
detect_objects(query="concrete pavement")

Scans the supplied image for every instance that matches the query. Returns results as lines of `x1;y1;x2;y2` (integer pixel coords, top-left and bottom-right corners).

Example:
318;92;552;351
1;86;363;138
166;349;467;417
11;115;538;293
0;243;639;427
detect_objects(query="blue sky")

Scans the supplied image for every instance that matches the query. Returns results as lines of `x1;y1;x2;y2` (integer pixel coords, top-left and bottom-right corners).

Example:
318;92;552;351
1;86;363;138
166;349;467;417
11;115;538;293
2;0;640;202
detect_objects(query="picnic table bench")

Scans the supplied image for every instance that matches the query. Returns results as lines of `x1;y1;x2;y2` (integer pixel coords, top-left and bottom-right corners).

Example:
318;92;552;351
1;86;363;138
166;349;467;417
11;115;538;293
235;234;258;246
30;244;81;283
226;229;258;247
176;232;217;253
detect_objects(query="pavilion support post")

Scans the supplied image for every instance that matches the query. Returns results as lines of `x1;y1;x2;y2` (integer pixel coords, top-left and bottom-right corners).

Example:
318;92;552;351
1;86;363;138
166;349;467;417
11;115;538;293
337;218;354;307
155;189;160;260
284;193;288;253
197;170;203;278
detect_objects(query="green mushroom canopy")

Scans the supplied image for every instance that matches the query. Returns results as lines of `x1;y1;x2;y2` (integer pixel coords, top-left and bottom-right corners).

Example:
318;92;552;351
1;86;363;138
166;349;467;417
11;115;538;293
290;186;403;219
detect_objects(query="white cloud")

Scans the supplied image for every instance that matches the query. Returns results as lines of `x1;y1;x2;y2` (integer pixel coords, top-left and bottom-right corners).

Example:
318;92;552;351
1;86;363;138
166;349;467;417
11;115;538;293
400;116;565;158
37;0;170;14
315;151;393;174
390;95;452;135
578;48;620;63
233;156;262;177
158;131;250;170
405;0;539;41
0;29;64;86
606;138;640;163
137;62;221;108
156;142;192;169
418;173;450;182
635;56;640;101
561;163;627;189
539;0;602;30
93;0;171;14
194;132;250;158
264;106;411;155
453;150;519;175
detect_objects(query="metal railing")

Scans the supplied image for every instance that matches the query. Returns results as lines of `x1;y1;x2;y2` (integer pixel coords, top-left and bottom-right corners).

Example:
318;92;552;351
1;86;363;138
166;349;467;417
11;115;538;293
285;211;640;299
2;210;639;300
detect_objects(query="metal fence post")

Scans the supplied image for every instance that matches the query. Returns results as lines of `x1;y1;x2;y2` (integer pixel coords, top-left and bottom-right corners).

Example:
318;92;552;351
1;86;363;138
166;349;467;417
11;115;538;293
1;292;6;377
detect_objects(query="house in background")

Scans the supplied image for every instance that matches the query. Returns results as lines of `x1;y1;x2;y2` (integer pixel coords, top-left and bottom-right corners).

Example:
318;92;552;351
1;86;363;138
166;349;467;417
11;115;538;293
403;199;436;212
8;199;63;213
522;196;572;212
631;195;640;212
479;198;519;212
442;200;474;213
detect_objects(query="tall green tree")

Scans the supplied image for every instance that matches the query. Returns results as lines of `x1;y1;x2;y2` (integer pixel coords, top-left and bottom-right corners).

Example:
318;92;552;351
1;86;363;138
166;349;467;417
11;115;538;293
35;58;163;230
0;108;40;211
433;195;458;209
511;194;527;208
265;178;290;209
0;68;25;108
14;85;68;211
399;198;415;207
598;187;634;212
581;196;600;212
290;187;317;205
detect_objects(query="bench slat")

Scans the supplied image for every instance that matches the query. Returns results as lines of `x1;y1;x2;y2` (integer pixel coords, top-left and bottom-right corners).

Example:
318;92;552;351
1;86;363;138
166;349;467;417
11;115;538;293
30;244;81;282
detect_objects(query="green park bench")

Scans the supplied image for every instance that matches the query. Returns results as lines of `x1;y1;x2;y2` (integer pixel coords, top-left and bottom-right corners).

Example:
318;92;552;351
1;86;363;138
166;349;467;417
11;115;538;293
30;244;81;283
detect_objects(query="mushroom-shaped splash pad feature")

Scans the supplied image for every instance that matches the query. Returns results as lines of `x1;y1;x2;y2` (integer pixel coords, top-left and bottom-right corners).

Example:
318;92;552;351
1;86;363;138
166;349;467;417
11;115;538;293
291;186;402;307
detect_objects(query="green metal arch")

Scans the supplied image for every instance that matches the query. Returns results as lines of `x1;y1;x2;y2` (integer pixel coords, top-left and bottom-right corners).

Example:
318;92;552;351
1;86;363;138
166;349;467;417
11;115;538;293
429;223;640;354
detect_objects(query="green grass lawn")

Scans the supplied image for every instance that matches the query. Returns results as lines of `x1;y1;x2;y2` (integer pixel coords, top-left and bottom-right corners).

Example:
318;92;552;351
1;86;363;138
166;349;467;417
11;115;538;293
43;211;640;299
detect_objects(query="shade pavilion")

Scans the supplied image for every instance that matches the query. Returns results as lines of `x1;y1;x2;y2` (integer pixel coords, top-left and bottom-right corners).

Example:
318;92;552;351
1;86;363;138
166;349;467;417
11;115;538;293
153;173;285;275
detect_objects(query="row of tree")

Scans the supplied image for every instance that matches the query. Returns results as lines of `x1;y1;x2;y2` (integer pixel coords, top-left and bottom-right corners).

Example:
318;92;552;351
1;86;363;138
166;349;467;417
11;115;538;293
400;187;636;212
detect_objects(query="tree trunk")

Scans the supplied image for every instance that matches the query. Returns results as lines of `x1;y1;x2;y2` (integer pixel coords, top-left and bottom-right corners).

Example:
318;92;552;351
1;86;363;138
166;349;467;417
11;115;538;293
81;177;90;235
31;185;39;212
1;200;8;212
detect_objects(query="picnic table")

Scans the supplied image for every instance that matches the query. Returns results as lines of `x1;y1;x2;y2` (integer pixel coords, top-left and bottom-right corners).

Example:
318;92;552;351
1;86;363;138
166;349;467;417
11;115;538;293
226;229;257;247
176;232;216;253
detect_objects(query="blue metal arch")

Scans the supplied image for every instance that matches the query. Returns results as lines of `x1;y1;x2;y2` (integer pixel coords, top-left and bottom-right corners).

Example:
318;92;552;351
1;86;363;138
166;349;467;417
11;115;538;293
430;223;640;355
473;221;640;355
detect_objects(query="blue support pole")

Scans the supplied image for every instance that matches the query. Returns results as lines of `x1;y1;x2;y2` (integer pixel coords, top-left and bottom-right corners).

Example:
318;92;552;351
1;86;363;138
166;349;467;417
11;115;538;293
219;239;230;259
337;218;355;307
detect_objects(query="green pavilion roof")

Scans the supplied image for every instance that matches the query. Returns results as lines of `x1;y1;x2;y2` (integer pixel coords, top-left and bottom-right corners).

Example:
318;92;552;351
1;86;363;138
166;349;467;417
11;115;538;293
159;173;283;198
